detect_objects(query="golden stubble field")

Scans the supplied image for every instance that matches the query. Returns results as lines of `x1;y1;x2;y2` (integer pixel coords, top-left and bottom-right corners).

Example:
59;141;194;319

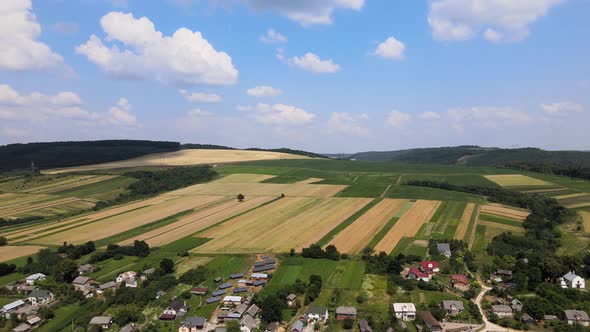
329;199;408;254
373;200;441;254
454;203;476;240
193;197;371;254
0;246;46;262
484;174;553;187
480;204;529;221
48;149;309;174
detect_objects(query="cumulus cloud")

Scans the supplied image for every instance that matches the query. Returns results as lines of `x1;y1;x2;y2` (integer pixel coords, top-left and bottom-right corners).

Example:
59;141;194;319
106;98;137;126
244;0;365;26
255;103;315;126
76;12;238;86
180;90;222;103
247;86;283;97
387;111;411;128
327;112;369;136
541;102;584;115
292;53;340;74
420;111;441;120
260;29;287;44
428;0;564;42
0;0;64;70
448;106;530;132
373;37;406;60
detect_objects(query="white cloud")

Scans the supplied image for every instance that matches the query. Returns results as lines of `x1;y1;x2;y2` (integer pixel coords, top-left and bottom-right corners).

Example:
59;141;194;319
0;0;64;70
448;106;530;131
260;29;287;44
373;37;406;60
76;12;238;86
247;86;283;98
107;98;137;126
541;102;584;115
387;111;411;128
255;103;315;126
236;105;252;112
420;111;441;120
187;108;212;117
327;112;369;136
245;0;365;26
428;0;564;42
179;90;222;103
292;53;340;74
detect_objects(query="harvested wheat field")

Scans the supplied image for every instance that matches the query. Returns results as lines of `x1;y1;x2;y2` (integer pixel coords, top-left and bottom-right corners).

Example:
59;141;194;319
0;193;55;212
484;174;553;187
30;195;226;245
0;246;45;262
480;204;529;221
478;220;523;233
7;195;173;241
329;199;408;254
163;182;346;198
214;174;276;183
581;212;590;234
454;203;476;240
120;196;274;247
568;202;590;209
0;175;112;194
49;149;309;174
374;200;441;254
554;193;590;200
522;187;568;194
0;196;92;218
296;178;324;184
193;197;371;254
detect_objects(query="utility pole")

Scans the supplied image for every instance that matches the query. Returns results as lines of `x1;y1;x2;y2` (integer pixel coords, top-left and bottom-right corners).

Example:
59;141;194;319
31;161;36;177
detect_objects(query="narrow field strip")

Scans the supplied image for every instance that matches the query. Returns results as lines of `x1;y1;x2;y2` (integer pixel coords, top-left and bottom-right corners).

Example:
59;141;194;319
194;197;371;254
431;201;467;239
567;202;590;209
367;201;415;250
0;197;85;218
471;225;487;252
581;212;590;234
25;175;116;194
553;193;589;200
454;203;475;240
213;174;276;183
0;245;46;263
559;195;590;207
484;174;553;187
478;220;524;233
479;204;529;221
522;187;568;194
296;178;324;184
29;195;226;245
328;199;408;254
466;206;480;249
479;213;523;228
163;182;347;198
373;200;441;254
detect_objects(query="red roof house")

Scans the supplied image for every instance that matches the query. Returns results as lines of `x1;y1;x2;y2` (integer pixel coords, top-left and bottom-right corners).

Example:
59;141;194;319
419;261;440;274
452;274;469;291
407;266;431;282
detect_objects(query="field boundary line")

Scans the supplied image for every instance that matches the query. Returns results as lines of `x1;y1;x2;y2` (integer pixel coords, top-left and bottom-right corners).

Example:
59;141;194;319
467;206;480;250
380;184;392;198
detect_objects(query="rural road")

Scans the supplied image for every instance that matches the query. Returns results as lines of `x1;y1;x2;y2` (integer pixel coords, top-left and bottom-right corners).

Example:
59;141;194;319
475;278;512;332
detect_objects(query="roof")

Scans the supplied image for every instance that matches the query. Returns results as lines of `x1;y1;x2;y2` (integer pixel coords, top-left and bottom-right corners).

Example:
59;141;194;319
26;273;46;280
442;300;465;311
246;304;260;317
286;294;297;301
307;306;327;315
240;315;257;329
78;264;93;272
496;269;513;275
418;311;441;328
212;290;226;297
223;295;242;302
437;243;451;253
89;316;113;325
168;300;188;311
252;264;275;272
392;303;416;312
11;323;31;332
359;319;372;332
143;267;156;275
408;266;429;278
451;274;468;284
291;320;304;331
120;324;135;332
159;313;176;320
251;273;268;278
191;287;208;294
2;299;25;312
230;273;244;279
254;259;276;267
544;315;559;320
420;261;439;270
26;316;41;325
564;271;581;282
266;322;278;331
206;297;221;304
72;276;91;285
336;306;358;315
235;303;248;315
253;280;266;286
233;287;248;293
99;281;117;290
219;283;233;289
181;316;206;327
492;305;513;313
28;289;51;299
565;310;590;322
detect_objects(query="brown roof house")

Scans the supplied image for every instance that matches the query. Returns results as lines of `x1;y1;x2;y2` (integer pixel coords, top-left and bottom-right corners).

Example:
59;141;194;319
565;310;590;327
442;301;465;316
336;306;357;321
419;311;443;332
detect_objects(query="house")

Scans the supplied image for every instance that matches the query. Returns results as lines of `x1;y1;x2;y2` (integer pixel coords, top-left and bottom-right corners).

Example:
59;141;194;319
437;243;452;258
179;317;206;332
286;294;297;306
511;299;524;312
223;296;243;307
25;273;46;285
442;301;465;316
336;306;357;321
393;303;417;321
161;300;189;319
234;303;249;317
544;315;559;321
359;319;372;332
26;316;41;326
565;310;590;326
418;311;443;332
27;289;54;306
419;261;440;274
190;287;208;295
291;320;304;332
89;316;113;329
120;323;136;332
230;273;244;279
72;276;93;292
491;305;513;318
240;315;257;332
10;323;31;332
406;267;431;282
246;304;259;318
451;274;469;291
97;281;119;294
561;271;586;289
495;269;513;280
521;313;536;325
265;322;278;332
251;273;268;281
307;306;329;322
116;271;138;288
1;300;26;317
141;268;156;280
252;265;275;273
77;264;94;275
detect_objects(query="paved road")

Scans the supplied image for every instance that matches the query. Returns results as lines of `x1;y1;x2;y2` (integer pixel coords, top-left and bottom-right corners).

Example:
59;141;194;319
475;280;513;332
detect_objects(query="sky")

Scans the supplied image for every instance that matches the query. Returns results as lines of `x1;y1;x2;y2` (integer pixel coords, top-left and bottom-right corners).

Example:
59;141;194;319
0;0;589;153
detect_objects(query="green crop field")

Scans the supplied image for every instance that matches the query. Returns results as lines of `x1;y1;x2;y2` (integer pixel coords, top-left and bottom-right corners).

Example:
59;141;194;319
326;260;366;289
266;257;339;292
479;213;523;228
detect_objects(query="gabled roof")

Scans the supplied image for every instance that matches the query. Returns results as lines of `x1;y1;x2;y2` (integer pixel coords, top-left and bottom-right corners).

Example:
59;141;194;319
492;305;513;313
408;266;429;278
252;264;275;272
251;273;268;279
437;243;451;253
78;264;93;272
233;287;248;293
2;299;25;312
291;320;304;331
442;300;464;311
419;311;441;328
246;304;260;317
563;271;581;282
28;289;51;299
181;316;206;328
89;316;112;325
240;315;257;329
451;274;468;284
26;273;46;280
307;306;327;315
206;297;221;304
168;300;188;312
565;310;590;322
359;319;372;332
235;303;248;315
286;294;297;301
230;273;244;279
72;276;91;285
420;261;439;271
99;281;117;290
219;283;233;289
212;290;226;297
336;306;357;315
223;296;242;302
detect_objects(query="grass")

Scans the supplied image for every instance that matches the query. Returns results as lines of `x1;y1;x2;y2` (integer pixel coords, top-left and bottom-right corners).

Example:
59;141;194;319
37;304;79;332
472;225;487;252
0;272;25;286
479;213;523;228
316;198;381;246
159;237;210;253
401;174;499;187
326;260;365;290
337;175;399;198
391;237;415;255
556;218;590;256
87;255;137;281
266;256;339;292
430;201;466;239
53;176;137;200
385;185;484;203
525;172;590;193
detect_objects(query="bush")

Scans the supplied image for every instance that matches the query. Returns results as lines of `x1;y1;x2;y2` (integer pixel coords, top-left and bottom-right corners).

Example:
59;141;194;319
343;318;354;329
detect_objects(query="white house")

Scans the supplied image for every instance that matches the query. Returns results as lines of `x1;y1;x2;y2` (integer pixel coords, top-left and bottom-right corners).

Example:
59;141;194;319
561;271;585;289
392;303;417;321
116;271;138;288
27;289;54;306
25;273;46;285
306;306;328;323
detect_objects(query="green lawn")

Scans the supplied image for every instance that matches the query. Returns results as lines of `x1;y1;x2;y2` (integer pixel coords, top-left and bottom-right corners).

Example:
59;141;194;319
37;304;79;332
326;260;365;290
266;256;338;292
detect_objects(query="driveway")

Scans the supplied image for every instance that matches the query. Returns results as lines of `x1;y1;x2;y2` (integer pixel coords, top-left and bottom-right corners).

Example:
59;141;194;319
475;280;514;332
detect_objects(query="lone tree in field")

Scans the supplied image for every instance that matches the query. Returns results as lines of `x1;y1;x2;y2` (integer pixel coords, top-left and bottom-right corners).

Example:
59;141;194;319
237;194;245;202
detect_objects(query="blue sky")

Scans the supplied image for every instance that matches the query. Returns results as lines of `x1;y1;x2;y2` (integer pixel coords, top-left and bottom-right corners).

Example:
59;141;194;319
1;0;589;152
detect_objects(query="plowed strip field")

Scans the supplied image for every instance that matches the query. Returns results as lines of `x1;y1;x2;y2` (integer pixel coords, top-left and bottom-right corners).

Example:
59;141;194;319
373;200;441;254
328;199;408;254
214;174;276;183
479;204;529;221
454;203;476;240
163;182;346;198
0;246;45;262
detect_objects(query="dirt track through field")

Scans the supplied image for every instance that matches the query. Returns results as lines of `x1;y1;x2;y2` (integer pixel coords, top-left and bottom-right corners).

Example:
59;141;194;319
193;197;371;253
329;199;407;253
119;196;274;246
454;203;475;240
480;204;529;221
0;245;46;262
373;200;441;254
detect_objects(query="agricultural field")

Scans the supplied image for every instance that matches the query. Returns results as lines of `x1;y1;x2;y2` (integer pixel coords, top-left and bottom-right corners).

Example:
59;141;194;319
484;174;554;187
582;211;590;233
0;245;46;262
454;203;476;240
479;204;529;221
163;181;347;198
